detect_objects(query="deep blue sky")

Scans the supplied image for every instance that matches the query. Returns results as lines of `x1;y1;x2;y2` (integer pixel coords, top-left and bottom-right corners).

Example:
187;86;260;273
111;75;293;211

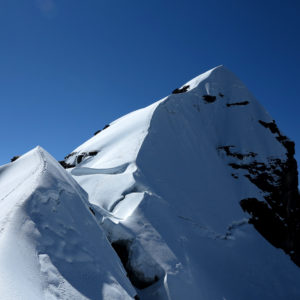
0;0;299;168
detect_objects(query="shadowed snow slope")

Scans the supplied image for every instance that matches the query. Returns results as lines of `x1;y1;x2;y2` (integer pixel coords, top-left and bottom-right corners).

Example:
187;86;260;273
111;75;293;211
67;66;300;300
0;146;135;300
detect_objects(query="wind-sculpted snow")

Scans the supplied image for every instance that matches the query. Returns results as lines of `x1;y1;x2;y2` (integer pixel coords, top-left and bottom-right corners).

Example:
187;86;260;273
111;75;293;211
71;163;130;176
0;147;136;299
68;66;300;299
2;66;299;299
133;66;300;299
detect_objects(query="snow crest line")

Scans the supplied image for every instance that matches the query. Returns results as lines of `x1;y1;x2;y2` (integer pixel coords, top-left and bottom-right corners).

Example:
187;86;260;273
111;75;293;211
0;147;46;205
0;147;49;236
71;163;130;176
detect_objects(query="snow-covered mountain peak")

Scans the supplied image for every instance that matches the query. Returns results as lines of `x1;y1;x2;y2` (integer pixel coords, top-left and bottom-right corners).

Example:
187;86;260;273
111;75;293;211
181;64;225;88
59;66;300;299
173;65;256;109
64;65;267;170
1;66;299;300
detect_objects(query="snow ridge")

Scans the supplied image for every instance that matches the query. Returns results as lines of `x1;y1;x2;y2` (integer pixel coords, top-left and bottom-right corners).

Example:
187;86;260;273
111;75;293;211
1;66;300;300
66;66;300;299
0;147;136;300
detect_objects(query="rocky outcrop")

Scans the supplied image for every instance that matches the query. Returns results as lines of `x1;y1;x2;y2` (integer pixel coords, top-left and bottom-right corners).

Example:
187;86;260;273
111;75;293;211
226;101;249;107
202;94;217;103
60;151;99;168
223;121;300;266
217;145;257;160
10;155;20;162
172;85;190;94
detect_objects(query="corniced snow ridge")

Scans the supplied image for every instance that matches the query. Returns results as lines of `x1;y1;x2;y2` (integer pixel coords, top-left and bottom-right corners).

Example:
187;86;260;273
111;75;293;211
1;66;300;300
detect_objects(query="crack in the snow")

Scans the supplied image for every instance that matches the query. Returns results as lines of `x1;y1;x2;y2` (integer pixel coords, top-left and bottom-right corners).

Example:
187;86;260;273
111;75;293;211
178;215;248;240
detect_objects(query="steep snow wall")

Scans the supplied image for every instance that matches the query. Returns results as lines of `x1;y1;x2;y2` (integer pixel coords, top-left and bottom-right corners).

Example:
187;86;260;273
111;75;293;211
132;65;300;299
0;147;136;300
66;66;300;299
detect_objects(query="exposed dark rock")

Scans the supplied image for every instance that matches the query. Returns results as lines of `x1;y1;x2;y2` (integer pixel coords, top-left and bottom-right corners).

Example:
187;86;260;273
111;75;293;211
228;161;267;173
228;151;300;266
89;207;95;215
59;161;75;169
93;125;109;135
258;120;295;158
223;119;300;267
217;145;257;160
94;129;101;135
283;140;295;158
64;152;77;160
77;154;85;164
61;151;99;168
88;151;98;156
202;95;217;103
58;161;65;168
257;121;300;261
10;156;20;162
240;198;287;249
219;92;224;97
226;101;249;107
76;151;99;164
172;85;189;94
111;240;160;289
259;120;281;135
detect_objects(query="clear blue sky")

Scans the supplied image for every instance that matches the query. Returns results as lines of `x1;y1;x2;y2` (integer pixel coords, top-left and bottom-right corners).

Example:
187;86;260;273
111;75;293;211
0;0;299;168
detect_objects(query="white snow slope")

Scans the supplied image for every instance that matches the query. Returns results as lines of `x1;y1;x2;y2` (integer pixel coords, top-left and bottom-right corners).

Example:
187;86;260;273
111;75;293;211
0;147;136;299
1;66;300;300
66;66;300;299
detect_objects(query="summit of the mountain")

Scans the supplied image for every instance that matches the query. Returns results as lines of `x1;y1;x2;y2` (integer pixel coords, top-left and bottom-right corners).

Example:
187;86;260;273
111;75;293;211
1;66;300;300
61;66;300;299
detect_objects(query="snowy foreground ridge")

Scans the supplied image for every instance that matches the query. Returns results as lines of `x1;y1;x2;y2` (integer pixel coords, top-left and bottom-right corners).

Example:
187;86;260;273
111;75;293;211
1;66;300;300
